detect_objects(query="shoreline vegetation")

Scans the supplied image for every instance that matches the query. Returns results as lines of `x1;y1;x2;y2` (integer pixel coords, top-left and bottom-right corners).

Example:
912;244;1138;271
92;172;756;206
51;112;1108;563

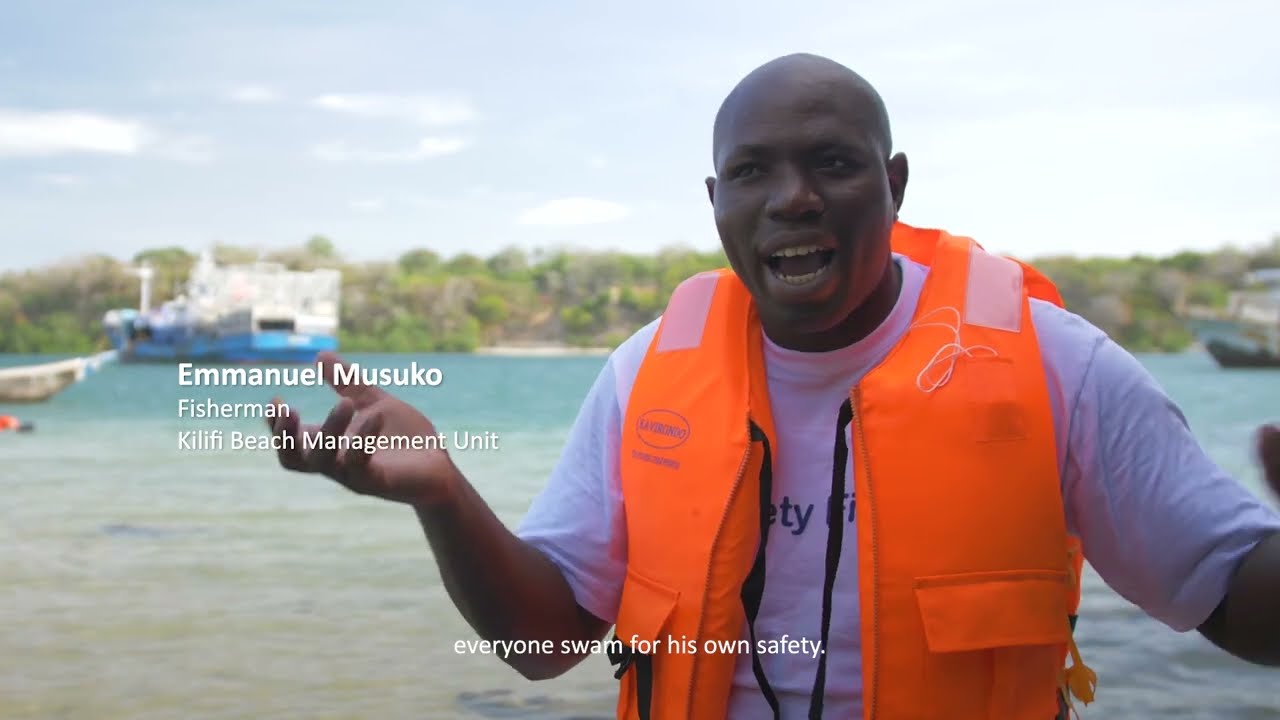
474;345;612;356
2;233;1278;356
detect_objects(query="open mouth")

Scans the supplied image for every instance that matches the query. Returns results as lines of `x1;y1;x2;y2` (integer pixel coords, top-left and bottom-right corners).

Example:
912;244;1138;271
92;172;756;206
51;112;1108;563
765;245;835;285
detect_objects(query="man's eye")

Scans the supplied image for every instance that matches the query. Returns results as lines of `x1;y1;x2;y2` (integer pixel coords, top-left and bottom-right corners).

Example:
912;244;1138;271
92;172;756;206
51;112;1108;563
730;163;761;180
818;156;851;170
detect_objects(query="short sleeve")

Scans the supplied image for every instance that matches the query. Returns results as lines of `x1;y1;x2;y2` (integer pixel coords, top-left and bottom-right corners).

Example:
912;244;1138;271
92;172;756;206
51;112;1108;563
515;320;659;623
1056;333;1280;631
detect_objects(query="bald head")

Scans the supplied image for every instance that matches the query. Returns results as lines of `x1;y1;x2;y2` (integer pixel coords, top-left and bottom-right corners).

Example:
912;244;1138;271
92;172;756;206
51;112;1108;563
703;52;909;352
712;53;892;168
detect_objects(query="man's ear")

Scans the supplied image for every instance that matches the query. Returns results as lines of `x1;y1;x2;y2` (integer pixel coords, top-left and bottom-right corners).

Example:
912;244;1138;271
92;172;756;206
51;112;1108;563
887;153;908;216
705;176;716;205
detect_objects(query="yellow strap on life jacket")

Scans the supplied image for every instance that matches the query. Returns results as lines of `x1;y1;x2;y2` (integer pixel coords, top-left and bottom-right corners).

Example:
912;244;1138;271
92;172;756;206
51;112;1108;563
1059;544;1098;718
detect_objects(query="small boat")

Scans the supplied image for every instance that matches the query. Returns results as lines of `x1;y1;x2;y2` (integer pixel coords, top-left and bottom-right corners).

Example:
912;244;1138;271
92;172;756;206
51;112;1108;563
0;350;117;403
1183;268;1280;369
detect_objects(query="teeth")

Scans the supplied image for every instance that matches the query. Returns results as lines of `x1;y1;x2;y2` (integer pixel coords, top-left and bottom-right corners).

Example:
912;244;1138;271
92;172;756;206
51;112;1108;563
775;263;831;285
771;244;822;259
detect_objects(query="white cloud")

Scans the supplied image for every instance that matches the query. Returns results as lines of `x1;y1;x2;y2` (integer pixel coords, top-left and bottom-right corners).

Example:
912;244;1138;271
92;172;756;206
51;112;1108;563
0;109;145;157
33;173;83;187
149;133;216;164
310;136;468;163
312;93;476;126
0;108;213;163
227;85;278;104
517;197;630;226
350;198;386;212
416;137;468;155
400;194;450;210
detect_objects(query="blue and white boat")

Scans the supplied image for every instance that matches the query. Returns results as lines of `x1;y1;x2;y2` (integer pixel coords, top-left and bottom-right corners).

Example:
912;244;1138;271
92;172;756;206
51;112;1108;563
103;251;340;364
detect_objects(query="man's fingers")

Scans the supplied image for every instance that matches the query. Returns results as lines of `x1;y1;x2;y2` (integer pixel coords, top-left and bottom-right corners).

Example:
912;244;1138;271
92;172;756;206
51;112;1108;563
268;396;295;435
336;411;385;489
301;398;355;475
1258;424;1280;485
265;397;282;431
317;351;385;409
268;397;307;471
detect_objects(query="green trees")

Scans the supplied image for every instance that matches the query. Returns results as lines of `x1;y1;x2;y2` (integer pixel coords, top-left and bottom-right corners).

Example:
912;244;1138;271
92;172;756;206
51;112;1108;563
1;235;1275;354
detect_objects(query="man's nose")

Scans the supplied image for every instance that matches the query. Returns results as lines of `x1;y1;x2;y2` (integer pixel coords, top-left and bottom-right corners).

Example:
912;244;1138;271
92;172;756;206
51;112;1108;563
766;167;823;220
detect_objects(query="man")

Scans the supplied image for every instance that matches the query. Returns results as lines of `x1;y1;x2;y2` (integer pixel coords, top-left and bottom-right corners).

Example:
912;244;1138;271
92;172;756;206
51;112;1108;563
267;54;1280;718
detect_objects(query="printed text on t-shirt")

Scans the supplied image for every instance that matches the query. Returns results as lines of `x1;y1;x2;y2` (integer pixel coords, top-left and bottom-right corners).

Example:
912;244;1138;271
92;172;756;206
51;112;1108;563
769;493;855;536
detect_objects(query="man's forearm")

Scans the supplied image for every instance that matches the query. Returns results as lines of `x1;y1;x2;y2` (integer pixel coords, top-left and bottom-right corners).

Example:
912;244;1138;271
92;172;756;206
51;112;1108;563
414;468;607;680
1199;531;1280;666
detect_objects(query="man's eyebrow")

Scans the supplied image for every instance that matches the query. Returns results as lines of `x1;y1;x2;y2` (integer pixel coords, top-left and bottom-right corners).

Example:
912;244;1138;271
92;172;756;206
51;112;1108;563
723;144;770;159
808;136;873;154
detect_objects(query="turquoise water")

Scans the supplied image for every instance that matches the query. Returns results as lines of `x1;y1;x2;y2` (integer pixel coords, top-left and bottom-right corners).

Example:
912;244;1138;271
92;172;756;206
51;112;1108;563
2;351;1278;718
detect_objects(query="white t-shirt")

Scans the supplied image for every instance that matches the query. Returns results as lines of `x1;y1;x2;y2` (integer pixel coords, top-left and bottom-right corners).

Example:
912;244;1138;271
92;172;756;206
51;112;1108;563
516;254;1280;718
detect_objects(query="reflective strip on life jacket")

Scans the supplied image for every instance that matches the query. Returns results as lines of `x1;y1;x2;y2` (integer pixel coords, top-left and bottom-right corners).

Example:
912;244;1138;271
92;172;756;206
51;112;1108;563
653;271;721;353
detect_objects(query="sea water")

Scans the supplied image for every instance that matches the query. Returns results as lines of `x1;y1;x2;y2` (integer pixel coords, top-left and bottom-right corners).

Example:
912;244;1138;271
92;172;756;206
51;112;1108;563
2;351;1277;718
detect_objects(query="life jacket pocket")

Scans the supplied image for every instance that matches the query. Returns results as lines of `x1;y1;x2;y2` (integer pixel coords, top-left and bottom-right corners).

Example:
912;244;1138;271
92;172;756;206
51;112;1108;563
913;568;1071;719
962;354;1030;444
614;566;681;652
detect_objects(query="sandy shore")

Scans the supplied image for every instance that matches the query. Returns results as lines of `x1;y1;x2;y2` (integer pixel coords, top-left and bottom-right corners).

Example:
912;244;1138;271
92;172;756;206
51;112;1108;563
474;345;613;357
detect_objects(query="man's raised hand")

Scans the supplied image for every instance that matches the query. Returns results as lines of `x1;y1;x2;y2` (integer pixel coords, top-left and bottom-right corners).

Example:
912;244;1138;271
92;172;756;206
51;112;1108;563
266;351;461;507
1260;423;1280;500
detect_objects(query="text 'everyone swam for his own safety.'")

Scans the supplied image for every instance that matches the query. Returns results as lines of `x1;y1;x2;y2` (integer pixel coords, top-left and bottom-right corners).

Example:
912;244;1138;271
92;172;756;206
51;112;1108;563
454;635;824;659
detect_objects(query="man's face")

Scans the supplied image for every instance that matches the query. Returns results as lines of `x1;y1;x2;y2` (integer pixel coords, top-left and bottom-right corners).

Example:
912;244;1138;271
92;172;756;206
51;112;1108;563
707;77;905;339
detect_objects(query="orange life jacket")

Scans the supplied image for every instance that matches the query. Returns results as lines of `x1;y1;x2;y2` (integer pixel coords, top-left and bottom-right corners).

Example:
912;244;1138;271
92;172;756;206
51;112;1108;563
892;220;1066;308
609;231;1095;719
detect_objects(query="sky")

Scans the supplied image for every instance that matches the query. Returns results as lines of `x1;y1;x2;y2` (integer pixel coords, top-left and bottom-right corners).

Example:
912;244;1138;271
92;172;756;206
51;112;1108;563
1;0;1277;272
